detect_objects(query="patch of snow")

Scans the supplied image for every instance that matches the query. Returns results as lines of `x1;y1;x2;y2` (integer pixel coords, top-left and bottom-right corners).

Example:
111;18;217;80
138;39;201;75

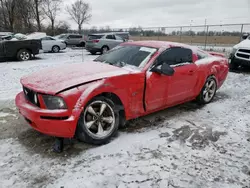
170;62;191;67
195;56;223;65
0;112;15;118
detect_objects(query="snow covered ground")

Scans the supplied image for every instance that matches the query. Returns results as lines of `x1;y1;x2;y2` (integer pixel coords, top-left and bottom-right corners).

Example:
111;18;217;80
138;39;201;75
0;48;250;188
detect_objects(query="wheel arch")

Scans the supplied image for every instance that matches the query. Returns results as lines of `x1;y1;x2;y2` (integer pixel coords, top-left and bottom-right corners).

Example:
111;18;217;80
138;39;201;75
52;45;60;50
72;80;128;123
16;48;32;55
102;45;109;50
72;90;127;137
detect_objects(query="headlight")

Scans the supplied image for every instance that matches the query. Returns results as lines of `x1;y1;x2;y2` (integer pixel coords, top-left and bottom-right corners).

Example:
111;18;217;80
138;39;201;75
232;48;237;55
42;95;67;110
229;48;237;59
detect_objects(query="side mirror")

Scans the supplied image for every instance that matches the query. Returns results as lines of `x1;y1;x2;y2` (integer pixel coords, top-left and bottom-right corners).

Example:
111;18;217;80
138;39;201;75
151;63;175;76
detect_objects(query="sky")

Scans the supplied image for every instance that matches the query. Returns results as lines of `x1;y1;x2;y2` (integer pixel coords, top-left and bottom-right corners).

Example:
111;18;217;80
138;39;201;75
61;0;250;30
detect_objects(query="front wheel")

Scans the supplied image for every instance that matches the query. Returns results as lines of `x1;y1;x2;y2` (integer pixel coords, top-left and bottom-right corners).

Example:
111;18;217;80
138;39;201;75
196;76;217;104
76;96;120;145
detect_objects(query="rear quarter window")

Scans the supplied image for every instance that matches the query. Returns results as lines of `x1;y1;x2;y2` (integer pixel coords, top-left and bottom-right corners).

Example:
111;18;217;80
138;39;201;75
88;35;104;40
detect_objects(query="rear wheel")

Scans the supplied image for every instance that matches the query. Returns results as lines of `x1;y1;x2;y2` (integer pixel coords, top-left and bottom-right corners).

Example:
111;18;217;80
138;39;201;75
101;46;109;54
90;51;97;55
52;45;60;53
76;96;120;145
79;42;85;47
17;49;31;61
196;76;217;104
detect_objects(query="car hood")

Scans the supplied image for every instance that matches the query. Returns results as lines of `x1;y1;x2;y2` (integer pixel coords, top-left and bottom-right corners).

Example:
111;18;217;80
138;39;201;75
233;39;250;49
21;61;132;95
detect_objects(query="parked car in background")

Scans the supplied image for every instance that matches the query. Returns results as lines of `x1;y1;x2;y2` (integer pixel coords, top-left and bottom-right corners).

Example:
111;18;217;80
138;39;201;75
0;32;13;41
111;32;131;41
85;33;126;54
41;36;66;53
57;33;85;47
17;32;67;53
0;39;41;61
229;34;250;70
15;41;229;145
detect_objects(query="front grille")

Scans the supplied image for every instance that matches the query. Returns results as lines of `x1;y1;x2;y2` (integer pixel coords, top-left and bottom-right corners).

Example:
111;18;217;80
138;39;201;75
238;49;250;53
237;53;250;59
236;48;250;61
23;86;40;107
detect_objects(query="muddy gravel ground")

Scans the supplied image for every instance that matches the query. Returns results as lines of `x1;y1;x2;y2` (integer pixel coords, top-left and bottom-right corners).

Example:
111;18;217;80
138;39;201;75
0;50;250;188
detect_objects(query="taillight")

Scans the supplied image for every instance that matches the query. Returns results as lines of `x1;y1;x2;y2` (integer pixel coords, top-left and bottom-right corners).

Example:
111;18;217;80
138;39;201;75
93;39;99;43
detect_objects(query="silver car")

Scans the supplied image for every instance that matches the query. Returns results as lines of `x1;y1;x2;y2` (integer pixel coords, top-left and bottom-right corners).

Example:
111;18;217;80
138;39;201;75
85;33;126;55
56;34;85;47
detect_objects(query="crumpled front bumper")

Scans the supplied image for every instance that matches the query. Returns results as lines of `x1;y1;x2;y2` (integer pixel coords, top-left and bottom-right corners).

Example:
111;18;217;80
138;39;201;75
15;92;78;138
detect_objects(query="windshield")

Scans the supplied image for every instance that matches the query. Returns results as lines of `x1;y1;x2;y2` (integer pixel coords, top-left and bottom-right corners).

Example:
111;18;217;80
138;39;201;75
94;45;157;68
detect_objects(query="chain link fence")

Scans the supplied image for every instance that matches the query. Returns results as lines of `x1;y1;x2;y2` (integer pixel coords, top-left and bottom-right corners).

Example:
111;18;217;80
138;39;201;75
110;23;250;50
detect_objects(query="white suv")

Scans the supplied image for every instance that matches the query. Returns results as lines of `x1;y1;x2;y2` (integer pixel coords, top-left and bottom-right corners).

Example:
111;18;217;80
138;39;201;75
229;34;250;70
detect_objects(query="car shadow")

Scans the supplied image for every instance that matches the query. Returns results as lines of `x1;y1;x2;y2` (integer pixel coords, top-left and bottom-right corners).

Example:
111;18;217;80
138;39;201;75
0;56;43;63
17;128;95;159
230;66;250;74
43;51;66;54
121;91;231;133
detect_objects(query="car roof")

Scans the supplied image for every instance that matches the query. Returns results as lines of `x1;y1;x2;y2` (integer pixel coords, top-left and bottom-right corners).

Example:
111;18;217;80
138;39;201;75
90;32;129;36
123;40;198;51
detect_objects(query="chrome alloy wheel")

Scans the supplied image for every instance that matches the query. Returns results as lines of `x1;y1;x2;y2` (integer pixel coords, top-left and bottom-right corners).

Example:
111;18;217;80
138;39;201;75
83;101;115;139
20;51;30;61
203;79;216;102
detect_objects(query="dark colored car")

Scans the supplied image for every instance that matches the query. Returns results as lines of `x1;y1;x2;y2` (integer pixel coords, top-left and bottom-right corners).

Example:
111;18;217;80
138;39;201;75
0;39;42;61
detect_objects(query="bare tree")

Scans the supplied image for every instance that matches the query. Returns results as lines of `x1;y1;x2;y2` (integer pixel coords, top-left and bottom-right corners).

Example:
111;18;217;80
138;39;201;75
16;0;35;33
66;0;91;34
1;0;17;32
33;0;44;31
0;0;8;30
42;0;61;35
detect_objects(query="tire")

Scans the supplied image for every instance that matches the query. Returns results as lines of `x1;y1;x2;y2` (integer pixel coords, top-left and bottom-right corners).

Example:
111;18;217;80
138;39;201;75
196;76;217;104
229;57;239;71
52;45;60;53
101;46;109;54
79;42;85;47
17;49;31;61
90;51;97;55
76;96;120;145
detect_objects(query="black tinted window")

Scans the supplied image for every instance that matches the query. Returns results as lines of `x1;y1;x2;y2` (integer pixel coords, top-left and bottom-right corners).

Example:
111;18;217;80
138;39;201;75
106;35;115;40
70;35;82;39
157;47;193;66
88;35;103;40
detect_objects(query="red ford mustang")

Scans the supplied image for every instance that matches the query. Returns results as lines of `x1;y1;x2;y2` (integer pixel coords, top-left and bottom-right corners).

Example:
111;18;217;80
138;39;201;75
15;41;229;145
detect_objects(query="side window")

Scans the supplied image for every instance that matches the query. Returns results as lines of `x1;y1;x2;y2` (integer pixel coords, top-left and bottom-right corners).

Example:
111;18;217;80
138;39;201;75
42;37;53;41
69;35;81;39
114;35;123;41
156;47;193;66
106;35;115;40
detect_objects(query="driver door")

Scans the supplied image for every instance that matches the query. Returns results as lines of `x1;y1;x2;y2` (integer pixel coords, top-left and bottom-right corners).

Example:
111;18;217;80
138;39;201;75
144;47;198;111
